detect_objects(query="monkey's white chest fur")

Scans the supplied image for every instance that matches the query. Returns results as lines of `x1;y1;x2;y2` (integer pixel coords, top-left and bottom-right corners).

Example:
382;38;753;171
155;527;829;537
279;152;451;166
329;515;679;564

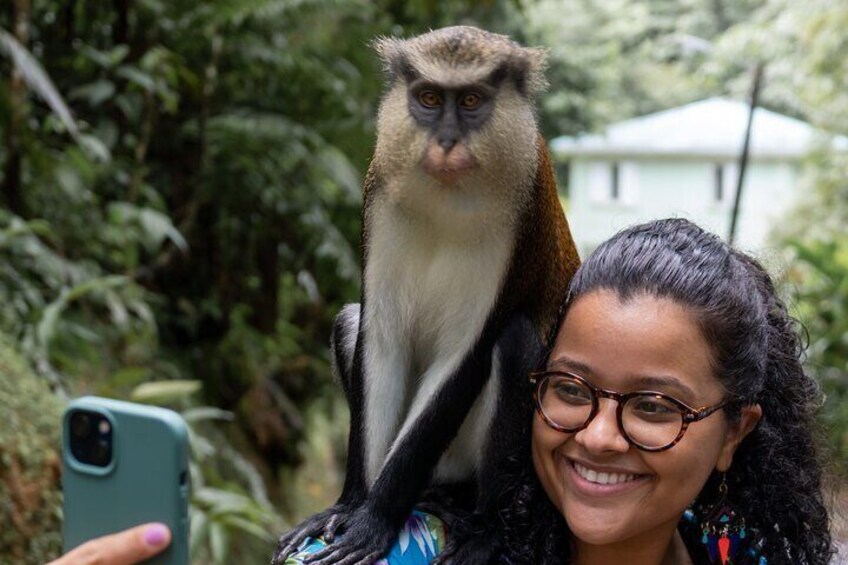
362;192;516;488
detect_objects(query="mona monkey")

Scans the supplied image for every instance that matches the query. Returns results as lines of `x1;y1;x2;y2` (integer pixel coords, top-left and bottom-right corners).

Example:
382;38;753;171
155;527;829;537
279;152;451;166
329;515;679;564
274;26;580;565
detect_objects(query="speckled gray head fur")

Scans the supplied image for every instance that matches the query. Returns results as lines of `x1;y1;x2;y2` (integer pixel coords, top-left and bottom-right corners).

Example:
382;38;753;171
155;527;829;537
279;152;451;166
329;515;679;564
373;26;548;96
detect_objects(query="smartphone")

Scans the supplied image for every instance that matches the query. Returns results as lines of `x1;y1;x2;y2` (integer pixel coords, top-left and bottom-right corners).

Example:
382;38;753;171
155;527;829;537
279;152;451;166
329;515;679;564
62;396;190;564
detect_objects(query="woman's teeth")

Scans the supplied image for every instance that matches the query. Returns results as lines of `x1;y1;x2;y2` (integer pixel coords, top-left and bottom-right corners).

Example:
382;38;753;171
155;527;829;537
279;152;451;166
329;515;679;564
573;462;639;485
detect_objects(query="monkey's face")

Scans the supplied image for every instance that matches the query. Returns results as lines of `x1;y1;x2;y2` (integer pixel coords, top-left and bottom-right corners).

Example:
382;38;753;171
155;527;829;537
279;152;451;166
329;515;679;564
374;65;539;210
373;28;544;218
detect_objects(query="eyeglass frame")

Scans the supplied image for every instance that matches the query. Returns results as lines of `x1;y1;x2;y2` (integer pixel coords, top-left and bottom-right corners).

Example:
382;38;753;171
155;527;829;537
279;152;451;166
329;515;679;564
529;370;734;452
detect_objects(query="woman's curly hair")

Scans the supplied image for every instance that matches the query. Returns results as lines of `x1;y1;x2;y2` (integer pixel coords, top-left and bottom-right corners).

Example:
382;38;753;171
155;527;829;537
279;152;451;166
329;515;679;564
498;218;833;565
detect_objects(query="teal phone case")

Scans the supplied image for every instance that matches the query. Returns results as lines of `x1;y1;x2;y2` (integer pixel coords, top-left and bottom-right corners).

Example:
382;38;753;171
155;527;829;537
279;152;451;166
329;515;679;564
62;396;190;564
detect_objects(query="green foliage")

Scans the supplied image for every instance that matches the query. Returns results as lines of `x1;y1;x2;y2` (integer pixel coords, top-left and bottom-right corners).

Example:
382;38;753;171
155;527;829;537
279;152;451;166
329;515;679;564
786;236;848;466
758;1;848;468
1;1;525;562
780;151;848;468
525;0;763;136
0;332;63;564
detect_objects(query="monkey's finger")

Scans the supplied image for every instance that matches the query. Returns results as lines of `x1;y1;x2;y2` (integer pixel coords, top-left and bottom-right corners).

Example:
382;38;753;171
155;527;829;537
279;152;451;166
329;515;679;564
275;527;316;561
277;524;308;546
47;523;171;565
322;514;342;543
335;549;384;565
308;546;382;565
303;543;351;564
275;536;311;562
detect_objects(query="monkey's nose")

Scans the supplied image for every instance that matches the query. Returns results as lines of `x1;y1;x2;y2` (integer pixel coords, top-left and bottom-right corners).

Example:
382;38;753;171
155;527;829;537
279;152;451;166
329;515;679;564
438;137;457;151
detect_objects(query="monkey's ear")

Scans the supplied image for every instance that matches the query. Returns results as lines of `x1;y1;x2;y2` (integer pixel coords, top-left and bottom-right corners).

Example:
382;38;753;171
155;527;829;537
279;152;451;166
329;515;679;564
511;46;549;96
372;37;417;84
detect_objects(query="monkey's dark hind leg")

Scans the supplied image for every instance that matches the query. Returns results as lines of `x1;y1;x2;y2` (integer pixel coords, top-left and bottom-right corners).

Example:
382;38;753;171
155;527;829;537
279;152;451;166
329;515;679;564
433;314;543;565
273;504;354;563
299;504;397;565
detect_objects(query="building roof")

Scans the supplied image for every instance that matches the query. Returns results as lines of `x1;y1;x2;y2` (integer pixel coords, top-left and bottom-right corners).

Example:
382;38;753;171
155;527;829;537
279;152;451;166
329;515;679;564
551;97;847;159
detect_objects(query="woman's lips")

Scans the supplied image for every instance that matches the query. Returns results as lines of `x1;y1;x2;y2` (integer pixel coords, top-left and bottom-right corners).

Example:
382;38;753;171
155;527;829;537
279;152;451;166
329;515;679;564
562;455;652;496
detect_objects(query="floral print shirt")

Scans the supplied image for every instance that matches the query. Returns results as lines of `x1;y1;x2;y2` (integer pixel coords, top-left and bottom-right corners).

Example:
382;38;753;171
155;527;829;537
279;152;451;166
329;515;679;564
285;511;446;564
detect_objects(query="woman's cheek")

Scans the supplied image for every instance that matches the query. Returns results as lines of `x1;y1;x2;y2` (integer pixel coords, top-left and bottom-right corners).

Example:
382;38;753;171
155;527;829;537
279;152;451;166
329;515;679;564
531;415;568;513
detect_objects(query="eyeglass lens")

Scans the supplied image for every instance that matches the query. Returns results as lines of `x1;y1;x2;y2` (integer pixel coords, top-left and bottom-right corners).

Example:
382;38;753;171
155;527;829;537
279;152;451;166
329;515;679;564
538;374;684;449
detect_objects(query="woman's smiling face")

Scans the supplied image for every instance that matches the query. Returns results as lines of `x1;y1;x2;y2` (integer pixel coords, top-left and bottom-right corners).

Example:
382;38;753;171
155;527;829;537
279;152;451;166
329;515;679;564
532;289;751;548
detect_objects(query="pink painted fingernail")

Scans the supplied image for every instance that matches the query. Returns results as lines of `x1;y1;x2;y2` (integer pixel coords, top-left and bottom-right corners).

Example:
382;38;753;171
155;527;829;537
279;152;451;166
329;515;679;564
144;524;169;547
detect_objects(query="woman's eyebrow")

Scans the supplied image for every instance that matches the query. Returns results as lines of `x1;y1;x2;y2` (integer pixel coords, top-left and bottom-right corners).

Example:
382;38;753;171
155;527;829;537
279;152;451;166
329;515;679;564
547;357;698;399
546;357;592;375
629;375;697;399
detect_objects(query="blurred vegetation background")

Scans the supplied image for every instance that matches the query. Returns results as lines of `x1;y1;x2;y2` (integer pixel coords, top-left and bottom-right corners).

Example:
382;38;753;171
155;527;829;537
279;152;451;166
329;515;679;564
0;0;846;563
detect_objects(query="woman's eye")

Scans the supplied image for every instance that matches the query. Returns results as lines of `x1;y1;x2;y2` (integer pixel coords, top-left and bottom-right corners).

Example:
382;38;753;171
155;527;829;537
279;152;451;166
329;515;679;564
632;399;675;415
553;382;591;403
418;91;441;108
460;92;482;109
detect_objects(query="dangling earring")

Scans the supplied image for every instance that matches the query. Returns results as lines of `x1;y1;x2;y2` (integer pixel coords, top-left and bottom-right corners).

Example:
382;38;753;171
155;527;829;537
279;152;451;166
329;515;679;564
699;473;748;565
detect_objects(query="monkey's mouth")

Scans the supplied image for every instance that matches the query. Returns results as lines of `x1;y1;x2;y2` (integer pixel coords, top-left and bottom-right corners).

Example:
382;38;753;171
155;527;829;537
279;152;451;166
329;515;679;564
422;143;477;184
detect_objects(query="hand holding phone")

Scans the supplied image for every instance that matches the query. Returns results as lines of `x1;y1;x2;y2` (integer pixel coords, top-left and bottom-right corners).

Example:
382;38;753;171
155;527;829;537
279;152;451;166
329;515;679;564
62;397;190;565
48;523;171;565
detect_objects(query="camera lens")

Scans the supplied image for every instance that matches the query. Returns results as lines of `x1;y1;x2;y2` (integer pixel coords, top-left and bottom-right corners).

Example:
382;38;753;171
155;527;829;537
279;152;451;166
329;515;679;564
69;410;113;468
70;412;92;439
93;439;112;466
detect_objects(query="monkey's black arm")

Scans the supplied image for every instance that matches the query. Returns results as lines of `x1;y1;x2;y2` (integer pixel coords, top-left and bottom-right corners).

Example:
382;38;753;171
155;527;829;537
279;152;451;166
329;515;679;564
435;315;543;564
330;304;361;399
303;316;504;565
331;303;368;505
478;314;541;509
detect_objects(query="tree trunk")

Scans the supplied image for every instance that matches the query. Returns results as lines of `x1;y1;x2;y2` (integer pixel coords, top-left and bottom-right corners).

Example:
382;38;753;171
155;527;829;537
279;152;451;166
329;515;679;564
711;0;730;33
728;64;765;246
252;231;280;334
112;0;129;45
3;0;31;217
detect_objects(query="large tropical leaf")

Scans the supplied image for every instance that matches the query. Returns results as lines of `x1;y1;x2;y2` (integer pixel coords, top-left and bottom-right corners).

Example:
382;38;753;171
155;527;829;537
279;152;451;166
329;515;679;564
0;28;78;138
0;27;111;161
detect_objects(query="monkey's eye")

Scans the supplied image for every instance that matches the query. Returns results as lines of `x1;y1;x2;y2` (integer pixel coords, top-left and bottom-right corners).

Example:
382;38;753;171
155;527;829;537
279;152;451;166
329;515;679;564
418;91;442;108
459;92;482;110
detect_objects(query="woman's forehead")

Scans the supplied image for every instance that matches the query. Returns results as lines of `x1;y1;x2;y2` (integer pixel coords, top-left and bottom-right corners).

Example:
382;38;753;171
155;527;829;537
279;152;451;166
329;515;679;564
552;290;721;399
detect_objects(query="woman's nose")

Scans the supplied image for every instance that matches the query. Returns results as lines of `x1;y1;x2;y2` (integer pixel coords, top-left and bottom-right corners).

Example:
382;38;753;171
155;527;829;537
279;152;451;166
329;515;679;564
573;398;631;454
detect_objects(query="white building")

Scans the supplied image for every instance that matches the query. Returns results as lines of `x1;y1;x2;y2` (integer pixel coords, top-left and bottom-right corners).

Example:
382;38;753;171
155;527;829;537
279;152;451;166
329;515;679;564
551;97;844;256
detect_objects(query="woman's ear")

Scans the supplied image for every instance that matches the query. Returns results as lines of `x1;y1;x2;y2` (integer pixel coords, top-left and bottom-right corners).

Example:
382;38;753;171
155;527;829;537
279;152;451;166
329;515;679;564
716;404;762;472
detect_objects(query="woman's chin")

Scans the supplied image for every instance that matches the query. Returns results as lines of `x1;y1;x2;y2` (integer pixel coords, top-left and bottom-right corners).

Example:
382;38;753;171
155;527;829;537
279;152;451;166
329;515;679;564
563;508;632;546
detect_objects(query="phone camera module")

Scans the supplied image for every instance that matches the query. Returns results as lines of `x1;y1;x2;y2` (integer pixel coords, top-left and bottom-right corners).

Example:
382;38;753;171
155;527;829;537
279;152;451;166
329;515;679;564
69;410;113;468
70;412;92;439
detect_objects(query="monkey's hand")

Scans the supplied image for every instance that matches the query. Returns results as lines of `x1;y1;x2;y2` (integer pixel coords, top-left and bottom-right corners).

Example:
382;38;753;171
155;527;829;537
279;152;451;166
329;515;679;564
273;503;352;564
431;513;501;565
299;505;396;565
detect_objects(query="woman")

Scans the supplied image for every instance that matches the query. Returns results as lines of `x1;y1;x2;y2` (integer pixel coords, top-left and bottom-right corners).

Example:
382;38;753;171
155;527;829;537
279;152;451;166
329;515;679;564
51;219;832;565
498;218;832;564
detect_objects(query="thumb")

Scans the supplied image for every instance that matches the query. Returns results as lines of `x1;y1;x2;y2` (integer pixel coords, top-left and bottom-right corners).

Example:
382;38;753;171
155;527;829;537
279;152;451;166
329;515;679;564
48;523;171;565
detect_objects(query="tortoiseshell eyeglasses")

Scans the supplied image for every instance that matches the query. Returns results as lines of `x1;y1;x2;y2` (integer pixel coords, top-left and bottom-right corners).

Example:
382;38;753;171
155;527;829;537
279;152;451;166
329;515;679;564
529;371;733;452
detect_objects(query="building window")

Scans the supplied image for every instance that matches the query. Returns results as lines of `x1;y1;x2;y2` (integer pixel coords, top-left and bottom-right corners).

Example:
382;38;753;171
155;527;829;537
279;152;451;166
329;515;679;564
588;160;638;205
713;163;737;205
714;163;724;202
610;162;620;201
